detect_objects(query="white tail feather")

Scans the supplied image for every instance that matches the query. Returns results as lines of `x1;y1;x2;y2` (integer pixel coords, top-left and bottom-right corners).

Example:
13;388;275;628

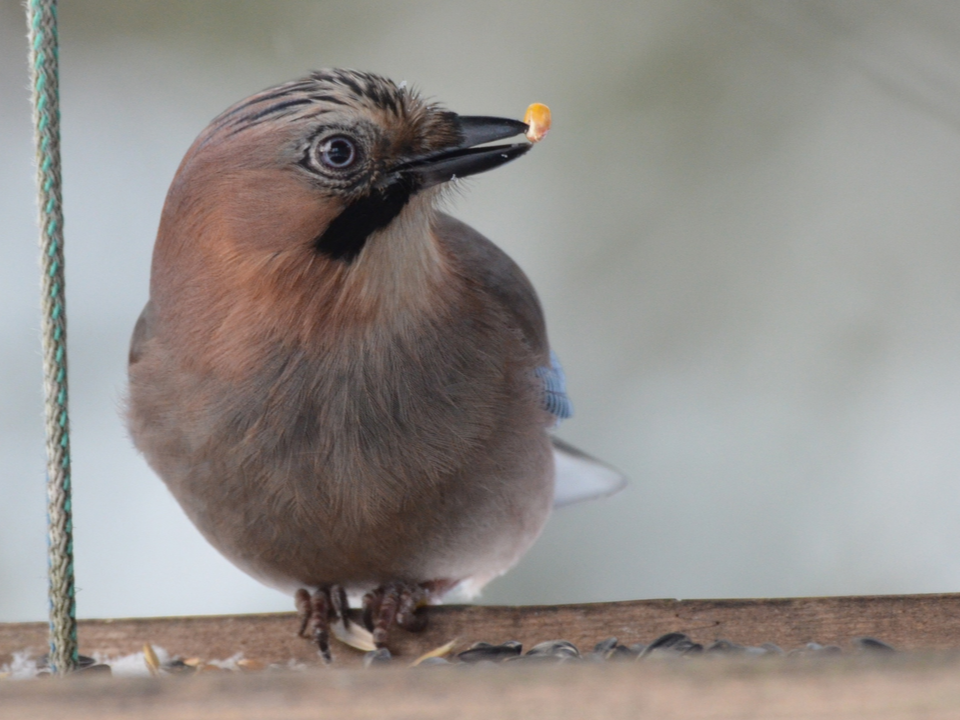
551;437;627;508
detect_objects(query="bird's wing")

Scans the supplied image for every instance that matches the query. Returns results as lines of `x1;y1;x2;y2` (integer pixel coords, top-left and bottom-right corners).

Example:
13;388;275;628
433;213;549;357
433;214;626;506
535;349;573;422
128;300;155;366
434;214;572;421
551;437;627;508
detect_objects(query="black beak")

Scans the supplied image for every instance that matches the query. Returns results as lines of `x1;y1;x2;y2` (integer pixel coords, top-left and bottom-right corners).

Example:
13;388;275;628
395;115;531;189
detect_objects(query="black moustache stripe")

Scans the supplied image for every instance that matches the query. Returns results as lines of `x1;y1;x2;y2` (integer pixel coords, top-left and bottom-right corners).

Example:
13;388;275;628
313;176;419;263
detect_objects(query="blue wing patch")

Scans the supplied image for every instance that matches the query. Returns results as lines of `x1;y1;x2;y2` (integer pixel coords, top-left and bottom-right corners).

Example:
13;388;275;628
534;350;573;423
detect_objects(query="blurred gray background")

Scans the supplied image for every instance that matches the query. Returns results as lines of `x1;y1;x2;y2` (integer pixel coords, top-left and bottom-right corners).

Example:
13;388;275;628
4;1;960;622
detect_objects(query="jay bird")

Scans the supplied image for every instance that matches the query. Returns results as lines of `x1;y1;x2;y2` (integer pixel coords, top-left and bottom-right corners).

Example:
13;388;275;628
128;69;624;659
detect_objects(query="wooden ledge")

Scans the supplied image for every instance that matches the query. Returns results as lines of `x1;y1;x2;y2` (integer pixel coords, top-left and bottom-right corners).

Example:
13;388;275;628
4;592;960;668
5;659;960;720
5;594;960;719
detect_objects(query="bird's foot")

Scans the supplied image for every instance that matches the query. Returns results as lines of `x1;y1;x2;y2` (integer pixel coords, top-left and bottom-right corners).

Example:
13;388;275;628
295;585;351;663
296;580;453;660
361;582;432;648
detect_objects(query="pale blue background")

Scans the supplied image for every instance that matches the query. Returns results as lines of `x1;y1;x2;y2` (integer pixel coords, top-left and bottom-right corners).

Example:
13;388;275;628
4;1;960;621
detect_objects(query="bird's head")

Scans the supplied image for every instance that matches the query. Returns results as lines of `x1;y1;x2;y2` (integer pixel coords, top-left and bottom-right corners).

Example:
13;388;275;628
163;69;530;263
152;69;534;348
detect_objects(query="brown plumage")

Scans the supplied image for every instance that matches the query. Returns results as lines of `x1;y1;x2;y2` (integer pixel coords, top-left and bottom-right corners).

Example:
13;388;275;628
128;69;622;658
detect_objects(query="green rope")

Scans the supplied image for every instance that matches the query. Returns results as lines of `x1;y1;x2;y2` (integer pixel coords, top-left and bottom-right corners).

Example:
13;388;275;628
26;0;78;675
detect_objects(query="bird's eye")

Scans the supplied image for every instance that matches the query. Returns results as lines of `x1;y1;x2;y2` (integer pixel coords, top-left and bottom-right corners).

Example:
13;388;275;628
318;136;357;169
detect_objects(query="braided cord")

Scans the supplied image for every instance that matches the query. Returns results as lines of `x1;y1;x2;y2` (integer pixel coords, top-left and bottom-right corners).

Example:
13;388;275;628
26;0;78;675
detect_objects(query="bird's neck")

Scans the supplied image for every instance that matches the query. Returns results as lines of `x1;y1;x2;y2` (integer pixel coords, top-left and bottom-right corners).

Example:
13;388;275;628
336;193;451;328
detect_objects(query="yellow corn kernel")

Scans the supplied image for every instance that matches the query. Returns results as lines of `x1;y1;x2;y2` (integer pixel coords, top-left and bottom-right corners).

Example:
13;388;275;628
524;103;551;143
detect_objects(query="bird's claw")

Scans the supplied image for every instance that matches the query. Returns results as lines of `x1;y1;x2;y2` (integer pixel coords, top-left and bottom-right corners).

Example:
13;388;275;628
296;582;429;660
295;585;350;662
362;583;428;648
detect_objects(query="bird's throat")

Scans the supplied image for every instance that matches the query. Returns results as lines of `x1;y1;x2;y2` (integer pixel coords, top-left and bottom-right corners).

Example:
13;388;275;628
334;194;450;326
313;177;419;263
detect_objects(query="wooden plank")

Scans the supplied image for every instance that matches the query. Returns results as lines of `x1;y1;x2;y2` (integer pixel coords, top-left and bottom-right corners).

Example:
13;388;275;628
4;658;960;719
4;592;960;669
